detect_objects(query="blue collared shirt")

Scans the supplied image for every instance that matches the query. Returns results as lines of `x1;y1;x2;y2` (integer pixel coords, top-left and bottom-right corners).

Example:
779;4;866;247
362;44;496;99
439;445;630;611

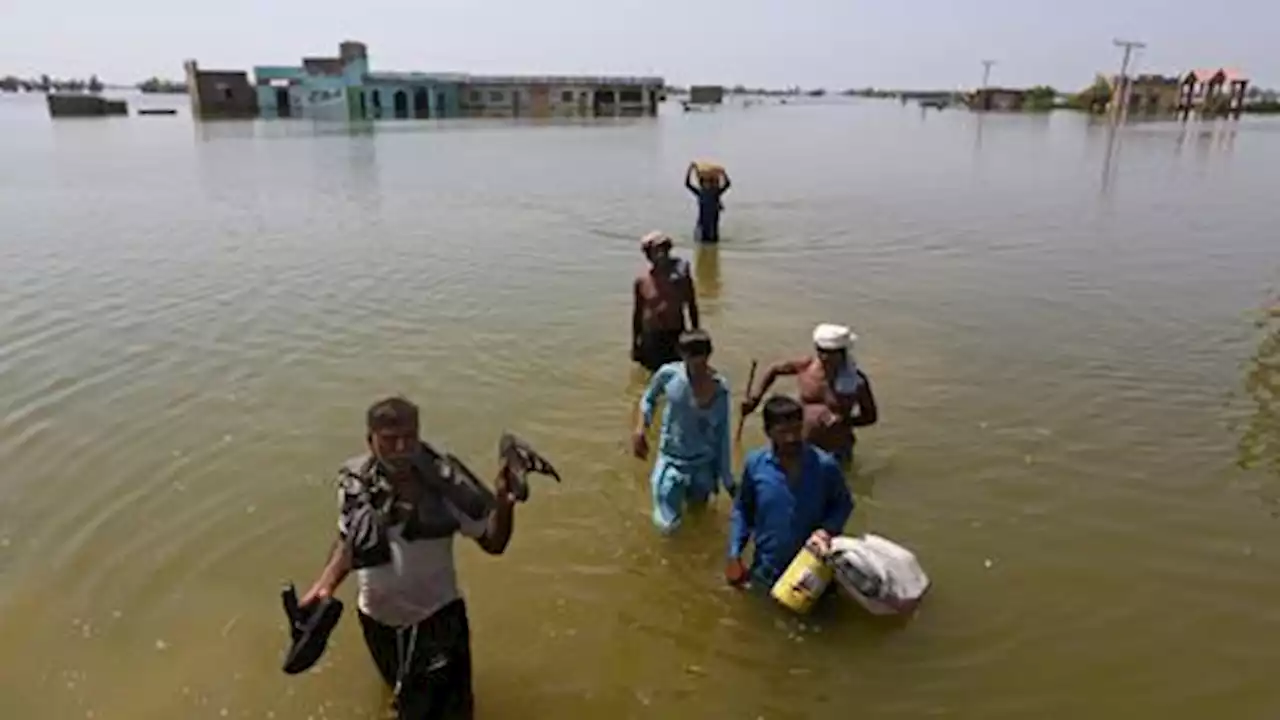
728;444;854;586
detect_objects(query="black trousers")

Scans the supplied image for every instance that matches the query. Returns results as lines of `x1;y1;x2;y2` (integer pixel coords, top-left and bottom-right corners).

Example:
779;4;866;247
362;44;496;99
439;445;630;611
634;328;684;372
695;212;720;243
358;599;474;720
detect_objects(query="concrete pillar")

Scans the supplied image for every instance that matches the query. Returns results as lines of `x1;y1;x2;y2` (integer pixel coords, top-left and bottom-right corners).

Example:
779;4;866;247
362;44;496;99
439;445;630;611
613;87;621;117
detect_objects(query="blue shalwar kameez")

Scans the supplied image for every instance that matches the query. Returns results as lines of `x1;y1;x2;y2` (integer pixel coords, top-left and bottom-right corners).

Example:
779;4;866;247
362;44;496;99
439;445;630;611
638;361;733;533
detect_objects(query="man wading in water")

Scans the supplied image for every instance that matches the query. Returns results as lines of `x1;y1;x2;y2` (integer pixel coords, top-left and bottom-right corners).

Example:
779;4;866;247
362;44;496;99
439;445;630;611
631;330;734;533
741;323;878;464
299;397;517;720
632;231;700;373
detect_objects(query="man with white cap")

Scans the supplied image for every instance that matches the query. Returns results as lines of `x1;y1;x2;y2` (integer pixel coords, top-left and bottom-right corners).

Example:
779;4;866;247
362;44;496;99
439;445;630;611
631;231;700;372
740;323;878;463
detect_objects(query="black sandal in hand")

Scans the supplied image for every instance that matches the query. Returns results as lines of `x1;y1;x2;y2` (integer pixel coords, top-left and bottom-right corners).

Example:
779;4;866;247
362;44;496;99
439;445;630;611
498;432;562;502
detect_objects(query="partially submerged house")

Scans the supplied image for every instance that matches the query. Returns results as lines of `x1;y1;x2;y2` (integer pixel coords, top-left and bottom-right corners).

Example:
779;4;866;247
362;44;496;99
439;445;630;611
969;87;1027;111
1087;67;1249;119
189;40;663;121
1177;68;1249;119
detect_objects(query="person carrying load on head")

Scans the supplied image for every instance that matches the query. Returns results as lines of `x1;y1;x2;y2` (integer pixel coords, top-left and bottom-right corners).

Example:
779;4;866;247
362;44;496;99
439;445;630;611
632;231;700;373
740;323;878;465
294;396;559;720
685;161;731;243
631;330;734;534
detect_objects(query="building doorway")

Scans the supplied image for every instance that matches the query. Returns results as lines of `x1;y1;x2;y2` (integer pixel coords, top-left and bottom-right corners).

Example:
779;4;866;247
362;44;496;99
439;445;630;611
413;88;430;118
275;87;291;118
394;90;409;119
593;90;614;116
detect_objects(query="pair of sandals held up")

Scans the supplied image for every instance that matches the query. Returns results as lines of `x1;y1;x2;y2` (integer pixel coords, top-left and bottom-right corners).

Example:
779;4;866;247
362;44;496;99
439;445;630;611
281;432;560;675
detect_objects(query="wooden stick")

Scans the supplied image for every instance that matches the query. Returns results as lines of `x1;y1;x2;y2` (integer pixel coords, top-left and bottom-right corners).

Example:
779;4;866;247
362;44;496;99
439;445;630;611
735;359;758;444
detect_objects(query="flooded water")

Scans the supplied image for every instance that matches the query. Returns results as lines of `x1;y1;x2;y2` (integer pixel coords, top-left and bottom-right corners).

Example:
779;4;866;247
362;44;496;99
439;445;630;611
2;91;1279;719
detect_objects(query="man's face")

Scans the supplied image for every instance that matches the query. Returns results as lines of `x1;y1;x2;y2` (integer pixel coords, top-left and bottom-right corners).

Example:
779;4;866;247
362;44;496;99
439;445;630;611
767;417;804;459
646;243;673;267
817;347;844;375
683;352;710;377
369;421;418;472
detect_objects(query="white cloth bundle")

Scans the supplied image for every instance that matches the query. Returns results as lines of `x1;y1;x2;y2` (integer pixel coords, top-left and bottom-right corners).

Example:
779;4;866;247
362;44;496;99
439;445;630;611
828;534;930;616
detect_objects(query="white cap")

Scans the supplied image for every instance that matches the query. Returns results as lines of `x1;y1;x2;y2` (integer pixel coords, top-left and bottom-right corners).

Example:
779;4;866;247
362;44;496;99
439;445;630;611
640;230;673;249
813;323;855;351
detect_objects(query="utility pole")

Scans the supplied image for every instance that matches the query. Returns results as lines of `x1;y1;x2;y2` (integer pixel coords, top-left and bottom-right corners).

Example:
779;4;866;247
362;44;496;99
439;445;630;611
980;59;996;90
1112;38;1146;123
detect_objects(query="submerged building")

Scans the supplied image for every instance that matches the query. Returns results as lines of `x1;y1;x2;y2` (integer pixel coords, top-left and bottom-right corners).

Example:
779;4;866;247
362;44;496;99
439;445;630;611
192;40;663;121
1084;67;1250;119
183;61;259;119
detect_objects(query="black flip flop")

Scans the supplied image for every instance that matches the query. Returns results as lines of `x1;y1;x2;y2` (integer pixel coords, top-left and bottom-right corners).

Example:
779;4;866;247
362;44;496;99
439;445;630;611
281;583;344;675
499;432;562;502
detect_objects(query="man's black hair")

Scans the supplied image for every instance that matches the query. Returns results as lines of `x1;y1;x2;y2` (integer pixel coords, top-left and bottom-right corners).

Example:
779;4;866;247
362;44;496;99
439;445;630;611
762;395;803;431
366;396;419;432
678;329;713;358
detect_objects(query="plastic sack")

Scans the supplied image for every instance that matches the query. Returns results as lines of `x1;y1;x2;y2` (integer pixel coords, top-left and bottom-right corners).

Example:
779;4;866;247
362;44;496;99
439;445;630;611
828;534;930;616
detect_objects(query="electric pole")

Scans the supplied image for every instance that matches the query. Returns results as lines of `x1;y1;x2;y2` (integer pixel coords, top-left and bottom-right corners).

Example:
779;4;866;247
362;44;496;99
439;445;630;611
1112;38;1146;123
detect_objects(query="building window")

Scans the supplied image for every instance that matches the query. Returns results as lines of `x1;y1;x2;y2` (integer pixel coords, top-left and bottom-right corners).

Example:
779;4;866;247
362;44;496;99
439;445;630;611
489;90;504;102
561;90;574;103
620;89;642;103
470;90;481;102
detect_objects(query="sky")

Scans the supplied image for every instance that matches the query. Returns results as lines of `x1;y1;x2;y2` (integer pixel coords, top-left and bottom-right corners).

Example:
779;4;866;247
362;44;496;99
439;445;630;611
1;0;1276;90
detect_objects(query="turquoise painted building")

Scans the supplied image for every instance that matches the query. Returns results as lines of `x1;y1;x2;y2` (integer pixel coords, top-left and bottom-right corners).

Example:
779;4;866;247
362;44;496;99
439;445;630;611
253;41;460;121
245;40;664;122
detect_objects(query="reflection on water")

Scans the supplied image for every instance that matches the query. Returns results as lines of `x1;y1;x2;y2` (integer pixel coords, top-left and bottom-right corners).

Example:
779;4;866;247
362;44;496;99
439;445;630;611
1101;119;1121;195
1235;295;1280;495
693;244;721;301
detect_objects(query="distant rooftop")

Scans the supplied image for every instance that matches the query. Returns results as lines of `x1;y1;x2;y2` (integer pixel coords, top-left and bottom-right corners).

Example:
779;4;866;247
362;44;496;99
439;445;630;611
366;72;663;86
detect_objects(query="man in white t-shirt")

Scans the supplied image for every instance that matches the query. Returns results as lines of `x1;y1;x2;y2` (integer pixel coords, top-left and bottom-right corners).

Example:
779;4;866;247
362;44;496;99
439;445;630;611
299;396;517;720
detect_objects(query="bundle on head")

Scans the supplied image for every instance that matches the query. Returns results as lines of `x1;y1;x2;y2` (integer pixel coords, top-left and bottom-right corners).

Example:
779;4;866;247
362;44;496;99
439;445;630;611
694;161;725;188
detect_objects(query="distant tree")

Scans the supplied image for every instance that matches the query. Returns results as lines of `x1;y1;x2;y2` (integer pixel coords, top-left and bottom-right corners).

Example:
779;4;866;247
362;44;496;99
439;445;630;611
39;74;51;92
1065;75;1112;112
1023;85;1058;111
137;77;188;93
88;74;103;93
0;76;18;92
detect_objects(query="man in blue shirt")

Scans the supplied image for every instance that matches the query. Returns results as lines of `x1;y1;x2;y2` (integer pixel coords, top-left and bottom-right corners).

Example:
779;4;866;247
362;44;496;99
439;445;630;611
632;330;734;534
726;395;854;587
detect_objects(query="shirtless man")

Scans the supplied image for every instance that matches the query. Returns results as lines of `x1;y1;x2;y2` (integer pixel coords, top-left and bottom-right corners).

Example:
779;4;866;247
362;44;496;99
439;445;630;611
740;323;878;463
632;231;700;373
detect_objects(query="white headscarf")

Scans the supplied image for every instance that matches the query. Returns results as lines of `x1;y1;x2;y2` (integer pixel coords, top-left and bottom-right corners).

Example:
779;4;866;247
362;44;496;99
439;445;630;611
812;323;861;394
813;323;856;351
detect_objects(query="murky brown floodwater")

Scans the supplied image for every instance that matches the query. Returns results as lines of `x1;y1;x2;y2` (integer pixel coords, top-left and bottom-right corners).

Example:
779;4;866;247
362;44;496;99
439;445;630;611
2;92;1280;719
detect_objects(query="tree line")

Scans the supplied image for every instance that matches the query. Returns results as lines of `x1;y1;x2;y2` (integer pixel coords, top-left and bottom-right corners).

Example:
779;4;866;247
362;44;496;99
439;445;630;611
0;74;188;94
0;74;104;93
